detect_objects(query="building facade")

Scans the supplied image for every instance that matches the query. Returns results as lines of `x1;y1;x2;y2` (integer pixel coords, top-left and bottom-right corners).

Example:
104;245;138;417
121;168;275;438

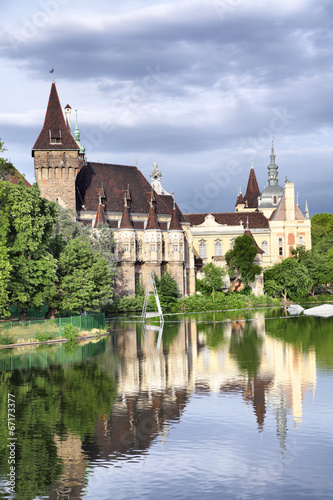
32;83;311;296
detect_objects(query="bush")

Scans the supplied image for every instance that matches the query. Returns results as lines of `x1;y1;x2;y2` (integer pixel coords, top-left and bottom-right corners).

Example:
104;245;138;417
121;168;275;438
62;324;79;341
35;331;55;342
0;333;12;345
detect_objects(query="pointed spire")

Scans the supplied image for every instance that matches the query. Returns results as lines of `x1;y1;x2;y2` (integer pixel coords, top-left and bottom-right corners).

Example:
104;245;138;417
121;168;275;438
32;83;79;154
169;193;182;230
244;163;261;208
146;193;160;230
74;110;85;155
268;140;279;187
93;202;106;228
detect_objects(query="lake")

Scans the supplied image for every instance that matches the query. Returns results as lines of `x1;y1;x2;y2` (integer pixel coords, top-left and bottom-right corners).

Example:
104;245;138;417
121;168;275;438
0;307;332;499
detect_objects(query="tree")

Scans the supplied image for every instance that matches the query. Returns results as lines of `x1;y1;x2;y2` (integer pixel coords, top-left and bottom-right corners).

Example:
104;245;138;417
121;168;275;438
0;182;58;319
49;206;117;275
225;233;262;286
311;213;333;248
199;262;227;301
264;257;313;300
156;272;180;310
0;244;12;317
0;139;16;180
47;238;113;317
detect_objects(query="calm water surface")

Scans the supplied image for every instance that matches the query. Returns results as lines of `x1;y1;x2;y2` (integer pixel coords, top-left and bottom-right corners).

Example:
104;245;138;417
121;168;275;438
0;307;332;499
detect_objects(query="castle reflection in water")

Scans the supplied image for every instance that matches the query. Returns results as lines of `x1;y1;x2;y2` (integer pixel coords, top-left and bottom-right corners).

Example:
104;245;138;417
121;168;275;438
51;311;317;498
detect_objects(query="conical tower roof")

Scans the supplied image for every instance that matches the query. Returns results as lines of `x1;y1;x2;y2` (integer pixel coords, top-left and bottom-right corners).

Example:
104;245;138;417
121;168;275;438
146;194;160;230
235;191;245;206
244;165;261;208
119;191;134;229
93;202;106;228
32;83;79;155
169;198;182;230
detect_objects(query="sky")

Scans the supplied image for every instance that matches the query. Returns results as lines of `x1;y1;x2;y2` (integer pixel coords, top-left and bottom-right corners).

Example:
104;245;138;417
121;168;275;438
0;0;332;216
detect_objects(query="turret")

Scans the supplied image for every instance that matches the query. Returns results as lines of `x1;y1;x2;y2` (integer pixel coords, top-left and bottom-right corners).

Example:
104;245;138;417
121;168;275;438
32;83;81;211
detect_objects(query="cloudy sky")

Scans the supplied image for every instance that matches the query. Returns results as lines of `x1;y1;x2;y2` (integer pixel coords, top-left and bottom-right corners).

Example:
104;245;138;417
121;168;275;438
0;0;332;215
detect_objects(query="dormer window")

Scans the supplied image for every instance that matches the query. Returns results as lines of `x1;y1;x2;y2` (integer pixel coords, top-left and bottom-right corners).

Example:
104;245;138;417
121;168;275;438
49;129;62;144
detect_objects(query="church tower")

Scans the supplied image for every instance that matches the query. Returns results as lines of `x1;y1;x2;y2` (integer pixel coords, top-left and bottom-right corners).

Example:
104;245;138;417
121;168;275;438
32;83;81;211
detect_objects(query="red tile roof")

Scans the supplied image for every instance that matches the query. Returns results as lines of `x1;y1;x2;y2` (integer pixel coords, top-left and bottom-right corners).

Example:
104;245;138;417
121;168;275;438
4;169;32;188
119;206;134;229
93;203;106;228
76;162;186;222
32;83;79;154
146;203;160;230
244;168;261;208
235;192;245;206
169;205;182;230
184;212;269;229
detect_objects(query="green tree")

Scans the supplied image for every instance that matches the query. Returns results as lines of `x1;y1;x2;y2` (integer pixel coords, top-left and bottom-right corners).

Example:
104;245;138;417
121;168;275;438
156;272;180;311
199;262;227;301
47;238;113;317
311;213;333;248
264;257;313;300
225;233;262;286
0;138;16;180
0;244;12;317
0;182;58;319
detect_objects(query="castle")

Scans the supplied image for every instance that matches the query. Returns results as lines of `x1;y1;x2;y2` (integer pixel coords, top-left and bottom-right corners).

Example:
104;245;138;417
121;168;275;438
31;83;311;296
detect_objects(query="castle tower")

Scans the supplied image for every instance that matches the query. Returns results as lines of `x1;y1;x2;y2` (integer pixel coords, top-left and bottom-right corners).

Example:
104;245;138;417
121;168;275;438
116;188;136;296
166;197;185;295
142;192;163;285
32;83;81;211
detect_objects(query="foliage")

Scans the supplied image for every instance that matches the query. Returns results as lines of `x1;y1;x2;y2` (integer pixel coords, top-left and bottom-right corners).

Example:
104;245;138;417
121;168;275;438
0;333;12;345
156;272;180;311
48;238;114;317
311;213;333;248
0;139;16;180
35;331;56;342
198;263;227;301
0;363;117;499
225;233;262;286
0;182;58;319
264;257;313;300
0;244;12;317
62;324;79;341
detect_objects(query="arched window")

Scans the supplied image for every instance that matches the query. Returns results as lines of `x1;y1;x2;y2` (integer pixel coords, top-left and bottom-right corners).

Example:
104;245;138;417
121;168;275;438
215;241;222;256
199;241;206;259
261;241;269;254
273;195;277;204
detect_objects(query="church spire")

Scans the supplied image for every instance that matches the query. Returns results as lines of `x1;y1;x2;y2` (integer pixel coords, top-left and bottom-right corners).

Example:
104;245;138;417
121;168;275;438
74;110;85;156
268;139;279;187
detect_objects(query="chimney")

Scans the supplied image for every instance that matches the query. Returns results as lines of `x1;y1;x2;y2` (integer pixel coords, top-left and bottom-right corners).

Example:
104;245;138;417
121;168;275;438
64;104;72;132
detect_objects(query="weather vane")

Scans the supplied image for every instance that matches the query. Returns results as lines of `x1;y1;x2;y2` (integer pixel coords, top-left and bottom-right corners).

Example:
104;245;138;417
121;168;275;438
49;67;55;83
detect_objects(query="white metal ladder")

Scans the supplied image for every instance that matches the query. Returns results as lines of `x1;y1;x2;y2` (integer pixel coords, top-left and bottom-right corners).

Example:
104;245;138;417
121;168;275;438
141;271;164;325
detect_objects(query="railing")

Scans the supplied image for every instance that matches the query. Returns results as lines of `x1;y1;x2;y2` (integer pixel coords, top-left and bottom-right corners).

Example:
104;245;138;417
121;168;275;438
0;313;105;345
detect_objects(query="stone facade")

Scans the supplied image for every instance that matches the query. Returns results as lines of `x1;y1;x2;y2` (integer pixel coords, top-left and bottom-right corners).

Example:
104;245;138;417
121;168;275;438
34;150;81;211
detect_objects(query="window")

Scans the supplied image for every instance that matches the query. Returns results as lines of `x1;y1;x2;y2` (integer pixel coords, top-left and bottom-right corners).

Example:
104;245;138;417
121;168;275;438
199;241;206;259
278;238;283;256
298;236;304;246
261;241;269;254
173;245;178;253
124;244;129;252
273;195;277;204
150;244;156;252
215;241;222;256
230;239;234;249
